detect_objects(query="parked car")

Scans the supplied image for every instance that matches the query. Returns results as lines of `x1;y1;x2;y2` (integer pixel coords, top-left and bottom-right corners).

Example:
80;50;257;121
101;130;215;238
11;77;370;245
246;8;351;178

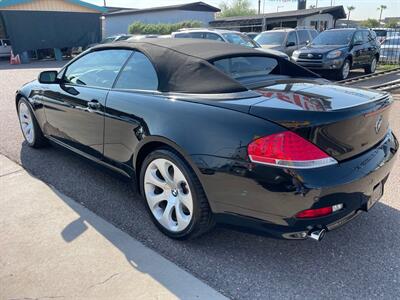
16;39;397;241
254;27;319;56
244;32;259;39
292;28;380;80
380;36;400;63
171;28;289;59
128;34;160;41
85;34;133;49
0;38;12;57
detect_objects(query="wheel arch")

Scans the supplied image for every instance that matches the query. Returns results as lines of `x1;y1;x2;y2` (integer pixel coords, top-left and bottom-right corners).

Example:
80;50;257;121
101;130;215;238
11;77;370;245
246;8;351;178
134;136;206;194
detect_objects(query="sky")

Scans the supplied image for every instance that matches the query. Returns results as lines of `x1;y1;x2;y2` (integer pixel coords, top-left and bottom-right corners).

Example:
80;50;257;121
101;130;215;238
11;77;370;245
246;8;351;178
86;0;399;20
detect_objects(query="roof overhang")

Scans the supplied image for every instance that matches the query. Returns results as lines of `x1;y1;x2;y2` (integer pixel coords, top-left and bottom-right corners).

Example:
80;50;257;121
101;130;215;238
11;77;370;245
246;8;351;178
0;0;107;13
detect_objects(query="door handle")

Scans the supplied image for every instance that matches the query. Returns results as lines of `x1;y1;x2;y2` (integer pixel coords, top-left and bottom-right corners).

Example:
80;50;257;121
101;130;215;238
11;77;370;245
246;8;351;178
88;100;101;110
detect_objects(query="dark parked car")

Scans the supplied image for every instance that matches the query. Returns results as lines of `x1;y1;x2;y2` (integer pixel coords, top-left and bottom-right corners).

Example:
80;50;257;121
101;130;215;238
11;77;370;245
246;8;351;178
292;28;380;80
16;39;397;241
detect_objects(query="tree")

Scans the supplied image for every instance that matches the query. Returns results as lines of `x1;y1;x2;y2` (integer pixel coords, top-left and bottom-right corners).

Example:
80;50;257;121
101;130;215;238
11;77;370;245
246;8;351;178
385;19;399;28
128;21;202;35
360;18;380;28
347;6;355;21
377;5;387;23
219;0;256;18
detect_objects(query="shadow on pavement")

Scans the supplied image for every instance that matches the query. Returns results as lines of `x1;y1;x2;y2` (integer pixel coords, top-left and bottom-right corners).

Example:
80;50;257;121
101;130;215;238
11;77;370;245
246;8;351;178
19;141;400;299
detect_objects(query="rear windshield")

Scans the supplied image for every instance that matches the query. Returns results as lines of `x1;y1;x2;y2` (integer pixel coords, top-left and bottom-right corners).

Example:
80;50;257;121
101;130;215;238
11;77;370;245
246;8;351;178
254;32;286;45
213;56;279;83
222;33;257;48
312;30;354;45
373;30;387;37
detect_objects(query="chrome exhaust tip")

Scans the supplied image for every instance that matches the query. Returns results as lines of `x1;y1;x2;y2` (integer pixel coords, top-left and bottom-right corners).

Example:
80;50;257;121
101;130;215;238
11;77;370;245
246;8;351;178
308;229;326;241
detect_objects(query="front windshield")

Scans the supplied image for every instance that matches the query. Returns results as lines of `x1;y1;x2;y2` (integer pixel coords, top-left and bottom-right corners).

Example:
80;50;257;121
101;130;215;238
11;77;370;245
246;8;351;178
311;30;354;45
222;33;258;48
254;32;286;45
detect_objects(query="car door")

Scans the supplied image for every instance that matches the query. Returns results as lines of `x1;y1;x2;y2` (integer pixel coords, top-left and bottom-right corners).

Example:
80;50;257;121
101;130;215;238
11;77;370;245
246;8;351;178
297;30;310;48
41;49;132;158
103;51;159;172
363;30;378;64
351;31;366;67
284;31;298;56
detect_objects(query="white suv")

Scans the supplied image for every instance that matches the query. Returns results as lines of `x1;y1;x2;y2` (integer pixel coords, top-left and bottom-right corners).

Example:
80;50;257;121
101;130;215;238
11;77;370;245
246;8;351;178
171;28;289;59
0;39;12;57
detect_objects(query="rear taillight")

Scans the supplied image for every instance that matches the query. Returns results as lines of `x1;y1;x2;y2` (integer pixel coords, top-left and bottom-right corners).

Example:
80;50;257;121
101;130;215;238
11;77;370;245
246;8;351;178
247;131;337;169
296;204;343;219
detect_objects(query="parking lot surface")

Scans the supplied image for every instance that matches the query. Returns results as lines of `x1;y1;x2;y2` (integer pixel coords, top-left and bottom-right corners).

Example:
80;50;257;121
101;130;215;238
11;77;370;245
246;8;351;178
1;61;400;299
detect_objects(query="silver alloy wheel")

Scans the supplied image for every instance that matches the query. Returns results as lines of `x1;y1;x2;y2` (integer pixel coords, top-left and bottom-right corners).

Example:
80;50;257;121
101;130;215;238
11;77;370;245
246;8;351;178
18;102;35;144
342;61;350;79
371;58;377;72
144;158;193;232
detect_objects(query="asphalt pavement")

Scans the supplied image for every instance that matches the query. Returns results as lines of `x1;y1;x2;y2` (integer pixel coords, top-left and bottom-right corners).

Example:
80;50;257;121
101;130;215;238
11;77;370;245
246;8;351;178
1;60;400;299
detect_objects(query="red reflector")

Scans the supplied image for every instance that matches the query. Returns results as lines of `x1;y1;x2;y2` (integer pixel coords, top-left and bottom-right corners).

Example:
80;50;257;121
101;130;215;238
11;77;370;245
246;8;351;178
296;207;333;219
247;131;337;169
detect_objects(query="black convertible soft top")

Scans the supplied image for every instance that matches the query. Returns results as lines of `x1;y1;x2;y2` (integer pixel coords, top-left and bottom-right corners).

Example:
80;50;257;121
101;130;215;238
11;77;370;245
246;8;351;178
92;38;314;94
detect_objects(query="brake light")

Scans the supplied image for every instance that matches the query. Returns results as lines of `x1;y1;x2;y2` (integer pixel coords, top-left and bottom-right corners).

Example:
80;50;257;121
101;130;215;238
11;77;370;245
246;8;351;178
247;131;337;169
296;204;343;219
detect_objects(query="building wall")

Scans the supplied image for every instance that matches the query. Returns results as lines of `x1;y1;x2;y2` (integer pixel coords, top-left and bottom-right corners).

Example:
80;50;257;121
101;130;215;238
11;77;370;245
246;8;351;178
105;10;216;36
298;14;334;29
0;0;98;13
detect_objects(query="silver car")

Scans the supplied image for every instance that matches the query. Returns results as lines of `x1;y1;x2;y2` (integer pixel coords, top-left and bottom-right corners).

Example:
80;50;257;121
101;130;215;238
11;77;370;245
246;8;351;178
0;39;12;58
171;28;290;59
255;28;318;56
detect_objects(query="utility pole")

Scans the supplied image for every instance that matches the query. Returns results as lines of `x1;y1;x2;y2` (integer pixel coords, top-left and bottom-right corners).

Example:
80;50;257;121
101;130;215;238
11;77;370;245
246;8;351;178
103;0;106;7
258;0;261;14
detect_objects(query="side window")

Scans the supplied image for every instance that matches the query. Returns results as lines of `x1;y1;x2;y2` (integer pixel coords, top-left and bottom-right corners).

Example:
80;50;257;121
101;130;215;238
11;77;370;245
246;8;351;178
353;31;363;44
64;50;131;88
188;32;205;39
362;31;370;43
297;30;309;44
286;32;297;46
205;33;224;41
114;51;158;91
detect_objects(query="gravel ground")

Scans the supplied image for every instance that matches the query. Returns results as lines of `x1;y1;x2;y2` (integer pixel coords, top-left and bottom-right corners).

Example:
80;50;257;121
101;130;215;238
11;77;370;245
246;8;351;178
1;60;400;300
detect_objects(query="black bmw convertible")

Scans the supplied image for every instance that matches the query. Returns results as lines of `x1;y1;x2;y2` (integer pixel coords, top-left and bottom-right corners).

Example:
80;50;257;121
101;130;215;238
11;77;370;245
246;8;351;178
16;39;398;241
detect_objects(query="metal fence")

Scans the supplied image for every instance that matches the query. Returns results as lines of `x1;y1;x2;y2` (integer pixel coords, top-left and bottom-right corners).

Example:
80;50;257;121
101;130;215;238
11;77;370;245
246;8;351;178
374;28;400;66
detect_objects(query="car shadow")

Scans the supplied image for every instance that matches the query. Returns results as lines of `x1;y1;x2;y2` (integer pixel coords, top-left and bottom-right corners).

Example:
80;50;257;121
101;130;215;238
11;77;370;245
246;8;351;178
19;141;400;299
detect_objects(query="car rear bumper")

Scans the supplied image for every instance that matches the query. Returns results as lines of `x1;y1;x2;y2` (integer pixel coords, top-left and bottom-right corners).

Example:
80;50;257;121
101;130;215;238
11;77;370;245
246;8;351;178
193;131;398;239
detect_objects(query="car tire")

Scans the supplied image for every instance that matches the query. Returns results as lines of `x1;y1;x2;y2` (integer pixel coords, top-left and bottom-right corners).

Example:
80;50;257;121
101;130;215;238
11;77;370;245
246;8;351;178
365;57;377;74
139;149;215;239
17;97;47;148
335;59;351;80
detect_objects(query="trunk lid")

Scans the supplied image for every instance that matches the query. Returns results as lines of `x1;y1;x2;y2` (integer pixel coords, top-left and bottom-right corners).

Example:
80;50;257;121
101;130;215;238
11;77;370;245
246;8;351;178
249;82;393;161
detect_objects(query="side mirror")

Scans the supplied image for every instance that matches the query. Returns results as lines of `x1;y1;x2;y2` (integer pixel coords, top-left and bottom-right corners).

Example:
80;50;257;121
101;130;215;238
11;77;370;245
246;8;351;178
38;71;58;84
286;41;295;47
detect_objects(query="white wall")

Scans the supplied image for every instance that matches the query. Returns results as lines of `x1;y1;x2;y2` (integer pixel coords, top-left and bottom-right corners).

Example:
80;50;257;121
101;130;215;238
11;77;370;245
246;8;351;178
105;10;215;36
299;14;335;29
